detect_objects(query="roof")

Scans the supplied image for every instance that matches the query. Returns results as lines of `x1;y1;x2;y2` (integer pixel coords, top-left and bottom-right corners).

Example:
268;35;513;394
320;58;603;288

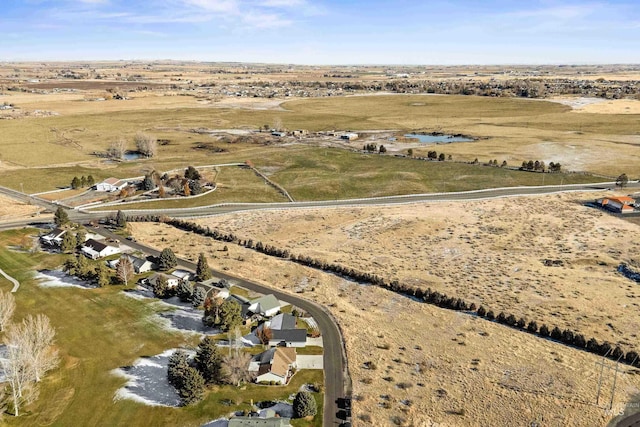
122;254;153;269
250;294;281;314
84;238;108;253
102;177;121;185
228;417;291;427
270;347;296;378
271;328;307;343
269;313;296;330
609;196;635;204
46;228;66;238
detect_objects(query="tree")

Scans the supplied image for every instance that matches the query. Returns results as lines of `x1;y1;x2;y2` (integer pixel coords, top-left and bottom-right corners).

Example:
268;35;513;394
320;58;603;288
86;175;95;187
0;290;16;331
80;176;87;188
134;132;157;158
116;257;135;286
141;175;155;191
107;137;127;160
256;325;272;346
184;166;201;180
218;299;242;332
183;181;191;196
438;153;445;161
192;287;206;308
194;336;223;384
1;333;33;417
158;248;178;271
75;230;86;249
116;210;127;229
54;207;69;226
177;280;194;302
616;173;629;188
539;324;550;336
293;391;317;418
15;314;58;383
60;232;76;253
407;148;414;157
203;297;224;326
153;275;170;298
95;263;111;287
168;350;190;388
71;176;81;189
222;352;255;386
378;145;387;153
196;253;212;282
189;180;203;195
178;367;205;405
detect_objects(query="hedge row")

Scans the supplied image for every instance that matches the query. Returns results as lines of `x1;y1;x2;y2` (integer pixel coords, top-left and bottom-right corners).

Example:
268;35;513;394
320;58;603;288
129;216;640;368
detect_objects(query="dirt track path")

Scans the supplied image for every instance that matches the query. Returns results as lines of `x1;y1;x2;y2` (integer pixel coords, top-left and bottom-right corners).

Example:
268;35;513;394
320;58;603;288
0;268;19;292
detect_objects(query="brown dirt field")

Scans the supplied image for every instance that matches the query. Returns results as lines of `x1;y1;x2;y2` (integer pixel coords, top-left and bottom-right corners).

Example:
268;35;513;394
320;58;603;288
129;193;640;426
0;194;42;221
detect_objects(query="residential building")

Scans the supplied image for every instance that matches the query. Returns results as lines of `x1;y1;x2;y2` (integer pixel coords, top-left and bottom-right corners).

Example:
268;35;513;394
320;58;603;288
146;273;180;289
248;294;281;318
40;228;67;247
596;196;636;214
228;417;292;427
194;279;230;300
108;254;155;273
249;347;297;385
81;239;121;259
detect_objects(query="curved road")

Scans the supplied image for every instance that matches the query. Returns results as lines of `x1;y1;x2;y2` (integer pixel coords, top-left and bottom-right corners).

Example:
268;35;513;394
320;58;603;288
617;413;640;427
93;226;348;427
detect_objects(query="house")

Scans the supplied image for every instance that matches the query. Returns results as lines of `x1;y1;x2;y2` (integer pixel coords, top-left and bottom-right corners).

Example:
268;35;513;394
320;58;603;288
95;177;129;192
248;294;281;318
171;269;193;282
40;228;67;247
255;314;307;347
271;131;286;137
194;279;230;300
228;417;292;427
249;347;297;385
108;254;155;273
146;273;179;289
340;132;359;141
596;196;636;214
81;239;121;259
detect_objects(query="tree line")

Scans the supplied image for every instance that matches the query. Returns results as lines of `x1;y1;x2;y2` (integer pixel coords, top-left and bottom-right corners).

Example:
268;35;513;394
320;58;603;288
130;216;640;369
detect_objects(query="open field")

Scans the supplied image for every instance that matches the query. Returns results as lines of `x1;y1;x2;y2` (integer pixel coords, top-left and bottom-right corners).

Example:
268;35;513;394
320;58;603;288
0;194;42;221
0;229;321;426
0;94;638;186
129;212;640;427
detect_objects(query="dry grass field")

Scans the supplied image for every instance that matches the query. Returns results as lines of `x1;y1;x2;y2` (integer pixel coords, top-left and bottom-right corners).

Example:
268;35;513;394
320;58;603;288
0;194;42;221
128;194;640;426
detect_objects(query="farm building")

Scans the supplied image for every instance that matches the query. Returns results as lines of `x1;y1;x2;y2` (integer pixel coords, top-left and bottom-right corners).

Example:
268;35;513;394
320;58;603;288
95;177;129;192
340;132;359;141
596;196;636;214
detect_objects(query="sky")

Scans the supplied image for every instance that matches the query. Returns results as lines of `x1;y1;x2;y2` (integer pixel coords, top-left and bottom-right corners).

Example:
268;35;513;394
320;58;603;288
1;0;640;64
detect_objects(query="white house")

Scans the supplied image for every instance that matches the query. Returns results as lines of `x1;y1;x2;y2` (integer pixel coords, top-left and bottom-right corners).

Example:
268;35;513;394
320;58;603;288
194;279;230;300
108;254;155;273
146;273;180;289
248;294;281;318
40;228;67;247
81;239;121;259
95;177;129;192
171;269;193;282
249;347;297;385
340;132;359;141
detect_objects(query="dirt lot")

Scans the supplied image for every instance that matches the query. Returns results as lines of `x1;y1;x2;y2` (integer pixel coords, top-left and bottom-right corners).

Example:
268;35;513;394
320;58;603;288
130;192;640;426
0;193;43;221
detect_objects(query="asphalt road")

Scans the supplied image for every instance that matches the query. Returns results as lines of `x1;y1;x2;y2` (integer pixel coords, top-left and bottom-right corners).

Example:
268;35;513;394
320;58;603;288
93;226;348;427
618;413;640;427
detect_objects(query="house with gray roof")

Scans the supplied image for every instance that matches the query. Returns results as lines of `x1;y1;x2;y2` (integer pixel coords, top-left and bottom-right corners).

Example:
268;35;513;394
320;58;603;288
248;294;281;318
228;417;291;427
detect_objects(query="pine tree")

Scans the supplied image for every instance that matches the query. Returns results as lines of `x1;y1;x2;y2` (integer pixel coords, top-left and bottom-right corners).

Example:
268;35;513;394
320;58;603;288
192;287;206;308
153;275;169;298
195;336;223;384
71;176;81;189
86;175;95;187
218;300;242;332
195;253;212;281
95;263;111;287
293;391;317;418
179;366;205;405
177;280;194;302
80;176;87;188
60;232;76;253
116;210;127;229
54;207;69;226
168;350;190;388
158;248;178;271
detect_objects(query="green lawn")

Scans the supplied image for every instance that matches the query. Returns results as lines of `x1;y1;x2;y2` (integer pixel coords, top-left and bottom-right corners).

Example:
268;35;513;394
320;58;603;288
0;229;323;427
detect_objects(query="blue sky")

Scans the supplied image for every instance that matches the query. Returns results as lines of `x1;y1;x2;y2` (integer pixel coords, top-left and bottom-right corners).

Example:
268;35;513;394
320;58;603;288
2;0;639;64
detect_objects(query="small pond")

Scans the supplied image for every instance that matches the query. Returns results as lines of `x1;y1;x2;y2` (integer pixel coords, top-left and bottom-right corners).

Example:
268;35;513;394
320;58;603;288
404;133;473;144
123;151;144;160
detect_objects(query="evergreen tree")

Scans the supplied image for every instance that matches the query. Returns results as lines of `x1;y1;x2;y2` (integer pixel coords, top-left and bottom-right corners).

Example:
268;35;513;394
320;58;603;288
61;232;76;253
184;166;201;180
179;366;205;405
293;391;317;418
75;230;86;249
158;248;178;271
87;175;95;187
80;176;87;187
194;336;223;384
54;207;69;226
192;287;206;308
168;350;190;388
142;175;155;191
116;210;127;228
177;280;194;302
218;299;242;332
196;253;212;281
71;176;81;189
95;263;111;287
153;275;169;298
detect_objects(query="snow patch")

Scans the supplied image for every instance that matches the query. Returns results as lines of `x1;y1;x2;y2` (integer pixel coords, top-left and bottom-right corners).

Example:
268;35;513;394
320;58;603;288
35;270;97;289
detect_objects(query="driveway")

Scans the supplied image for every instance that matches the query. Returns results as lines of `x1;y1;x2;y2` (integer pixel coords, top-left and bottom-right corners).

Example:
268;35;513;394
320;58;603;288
297;355;323;369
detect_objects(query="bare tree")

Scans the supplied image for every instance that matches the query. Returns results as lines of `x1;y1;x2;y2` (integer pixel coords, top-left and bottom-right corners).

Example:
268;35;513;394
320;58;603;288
116;257;135;287
134;132;157;158
14;314;58;383
221;352;255;386
256;325;272;346
107;137;127;160
1;337;33;416
0;290;16;331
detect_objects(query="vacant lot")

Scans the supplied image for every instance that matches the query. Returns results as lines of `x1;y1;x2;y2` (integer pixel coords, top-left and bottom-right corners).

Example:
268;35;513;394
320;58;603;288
0;194;42;220
130;209;640;427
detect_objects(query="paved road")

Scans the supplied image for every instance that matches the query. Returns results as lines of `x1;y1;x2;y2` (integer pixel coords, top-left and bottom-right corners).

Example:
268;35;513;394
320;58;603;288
93;226;348;427
618;413;640;427
0;268;20;292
